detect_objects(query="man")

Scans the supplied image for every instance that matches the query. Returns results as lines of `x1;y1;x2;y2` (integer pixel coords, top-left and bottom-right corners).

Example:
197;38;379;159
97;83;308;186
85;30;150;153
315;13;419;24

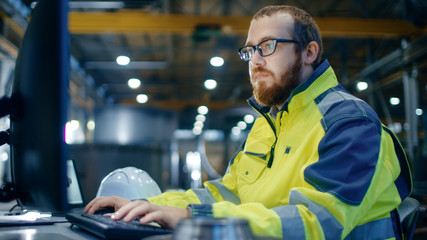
84;5;412;239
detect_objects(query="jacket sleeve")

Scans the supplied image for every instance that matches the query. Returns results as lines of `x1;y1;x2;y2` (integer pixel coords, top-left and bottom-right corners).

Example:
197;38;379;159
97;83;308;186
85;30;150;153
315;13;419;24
189;116;411;239
146;151;244;208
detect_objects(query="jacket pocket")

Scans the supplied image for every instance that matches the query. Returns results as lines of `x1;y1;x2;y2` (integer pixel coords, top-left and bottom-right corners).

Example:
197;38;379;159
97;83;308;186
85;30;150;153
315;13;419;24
237;151;268;184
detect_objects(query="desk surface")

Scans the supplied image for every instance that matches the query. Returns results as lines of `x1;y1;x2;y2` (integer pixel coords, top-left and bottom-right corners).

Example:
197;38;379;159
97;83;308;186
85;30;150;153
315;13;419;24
0;222;100;240
0;202;277;240
0;201;98;240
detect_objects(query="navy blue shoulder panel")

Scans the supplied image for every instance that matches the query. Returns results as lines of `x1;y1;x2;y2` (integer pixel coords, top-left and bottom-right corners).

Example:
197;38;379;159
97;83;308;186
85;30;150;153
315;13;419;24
314;85;382;132
305;85;382;205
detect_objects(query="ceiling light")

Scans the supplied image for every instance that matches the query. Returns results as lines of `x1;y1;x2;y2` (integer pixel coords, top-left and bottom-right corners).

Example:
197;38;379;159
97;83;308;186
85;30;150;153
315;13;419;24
197;106;209;115
67;120;80;131
87;120;95;131
193;126;202;135
194;121;204;128
244;114;255;124
196;114;206;122
231;126;241;136
116;55;130;65
204;79;217;90
416;108;423;116
210;56;224;67
237;121;247;130
136;94;148;104
390;97;400;105
356;81;368;91
128;78;141;89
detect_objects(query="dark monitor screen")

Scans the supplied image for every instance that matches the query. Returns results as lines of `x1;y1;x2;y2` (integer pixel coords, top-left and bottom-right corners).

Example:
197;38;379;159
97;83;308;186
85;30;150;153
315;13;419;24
9;0;69;213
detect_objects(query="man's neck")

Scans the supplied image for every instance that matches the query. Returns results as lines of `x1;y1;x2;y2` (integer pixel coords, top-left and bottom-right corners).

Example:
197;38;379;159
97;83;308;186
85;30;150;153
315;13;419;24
301;65;314;85
274;65;314;111
275;103;284;111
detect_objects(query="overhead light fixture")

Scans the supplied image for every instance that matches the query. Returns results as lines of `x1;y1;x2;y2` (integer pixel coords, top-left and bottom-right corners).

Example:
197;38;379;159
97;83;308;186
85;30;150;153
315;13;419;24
390;97;400;105
237;121;247;130
194;121;204;129
356;81;368;91
244;114;255;124
204;79;217;90
136;94;148;104
210;56;224;67
196;114;206;122
192;126;202;135
231;126;241;136
116;55;130;66
128;78;141;89
197;106;209;115
87;120;95;131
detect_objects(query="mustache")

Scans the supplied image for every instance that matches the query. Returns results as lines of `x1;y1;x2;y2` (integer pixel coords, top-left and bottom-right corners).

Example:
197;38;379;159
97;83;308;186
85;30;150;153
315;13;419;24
251;67;273;77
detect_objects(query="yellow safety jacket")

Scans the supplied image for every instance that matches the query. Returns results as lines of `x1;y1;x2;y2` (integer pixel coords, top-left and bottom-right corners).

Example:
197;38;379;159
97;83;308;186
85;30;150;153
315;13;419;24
148;60;412;239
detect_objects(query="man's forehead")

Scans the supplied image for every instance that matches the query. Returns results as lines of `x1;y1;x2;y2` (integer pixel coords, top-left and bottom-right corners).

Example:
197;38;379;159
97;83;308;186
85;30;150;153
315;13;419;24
246;13;294;45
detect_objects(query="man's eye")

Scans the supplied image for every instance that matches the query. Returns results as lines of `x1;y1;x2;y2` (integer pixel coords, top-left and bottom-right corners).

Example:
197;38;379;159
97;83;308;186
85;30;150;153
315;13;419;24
266;43;274;50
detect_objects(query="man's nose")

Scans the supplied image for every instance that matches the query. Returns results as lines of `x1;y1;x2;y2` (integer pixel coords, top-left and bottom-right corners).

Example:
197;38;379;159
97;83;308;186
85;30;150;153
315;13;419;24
250;49;266;66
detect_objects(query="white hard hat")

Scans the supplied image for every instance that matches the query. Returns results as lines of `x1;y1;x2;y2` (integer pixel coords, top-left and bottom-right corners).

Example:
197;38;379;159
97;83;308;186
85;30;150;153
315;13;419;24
96;167;162;200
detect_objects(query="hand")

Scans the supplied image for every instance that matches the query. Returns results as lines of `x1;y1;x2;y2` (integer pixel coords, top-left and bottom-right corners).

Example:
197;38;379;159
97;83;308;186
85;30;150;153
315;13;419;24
83;196;131;214
111;200;190;229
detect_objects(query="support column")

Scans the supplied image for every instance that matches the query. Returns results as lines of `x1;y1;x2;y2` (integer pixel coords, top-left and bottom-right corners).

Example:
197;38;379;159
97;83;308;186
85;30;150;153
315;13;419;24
403;67;418;164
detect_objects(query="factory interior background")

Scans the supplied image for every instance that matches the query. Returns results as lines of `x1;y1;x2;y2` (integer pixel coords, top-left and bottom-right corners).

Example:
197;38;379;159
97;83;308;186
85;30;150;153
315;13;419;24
0;0;427;238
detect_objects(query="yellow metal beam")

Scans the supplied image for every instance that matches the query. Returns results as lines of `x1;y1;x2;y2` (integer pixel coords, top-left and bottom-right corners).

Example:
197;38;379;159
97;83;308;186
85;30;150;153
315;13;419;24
69;11;251;35
0;9;25;37
1;10;424;39
0;36;18;58
69;11;426;38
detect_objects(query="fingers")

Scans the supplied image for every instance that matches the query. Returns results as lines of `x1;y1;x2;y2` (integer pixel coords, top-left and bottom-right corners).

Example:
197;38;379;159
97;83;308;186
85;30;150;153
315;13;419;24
139;210;167;227
139;206;189;229
83;196;131;214
83;197;109;214
111;200;151;222
109;201;190;229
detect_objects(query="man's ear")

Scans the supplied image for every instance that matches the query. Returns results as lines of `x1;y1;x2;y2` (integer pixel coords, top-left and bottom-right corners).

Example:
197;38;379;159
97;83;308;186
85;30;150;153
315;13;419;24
303;41;319;66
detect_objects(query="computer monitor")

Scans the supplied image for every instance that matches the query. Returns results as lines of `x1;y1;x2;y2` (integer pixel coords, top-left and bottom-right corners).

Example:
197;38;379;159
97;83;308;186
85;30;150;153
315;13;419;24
9;0;70;213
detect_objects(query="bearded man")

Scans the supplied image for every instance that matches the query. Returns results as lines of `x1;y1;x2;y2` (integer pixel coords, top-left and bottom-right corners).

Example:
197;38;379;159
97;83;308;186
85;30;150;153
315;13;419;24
84;5;412;239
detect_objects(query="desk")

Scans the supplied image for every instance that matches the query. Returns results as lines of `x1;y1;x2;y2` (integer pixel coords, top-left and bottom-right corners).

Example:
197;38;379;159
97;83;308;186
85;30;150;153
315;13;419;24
0;202;277;240
0;201;99;240
0;222;100;240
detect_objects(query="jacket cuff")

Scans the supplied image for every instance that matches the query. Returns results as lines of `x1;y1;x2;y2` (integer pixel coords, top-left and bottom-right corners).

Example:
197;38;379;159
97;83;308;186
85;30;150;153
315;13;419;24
187;204;213;217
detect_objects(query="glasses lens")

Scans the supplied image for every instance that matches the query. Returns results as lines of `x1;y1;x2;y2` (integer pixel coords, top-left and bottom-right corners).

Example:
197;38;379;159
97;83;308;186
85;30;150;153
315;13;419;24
259;40;276;57
239;47;253;61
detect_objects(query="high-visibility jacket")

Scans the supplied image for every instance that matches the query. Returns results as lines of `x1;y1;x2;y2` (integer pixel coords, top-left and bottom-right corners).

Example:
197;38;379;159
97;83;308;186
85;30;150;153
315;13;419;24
148;59;412;239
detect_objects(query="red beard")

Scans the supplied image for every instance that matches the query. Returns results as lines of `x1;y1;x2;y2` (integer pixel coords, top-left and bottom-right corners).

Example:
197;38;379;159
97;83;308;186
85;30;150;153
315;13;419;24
251;55;302;107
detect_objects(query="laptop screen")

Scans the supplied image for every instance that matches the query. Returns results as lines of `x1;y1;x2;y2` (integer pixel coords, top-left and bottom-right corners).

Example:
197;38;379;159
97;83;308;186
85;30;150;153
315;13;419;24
66;159;84;206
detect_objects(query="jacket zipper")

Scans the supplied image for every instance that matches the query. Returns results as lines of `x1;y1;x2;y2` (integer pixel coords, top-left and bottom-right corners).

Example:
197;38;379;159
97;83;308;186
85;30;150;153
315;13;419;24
248;100;278;168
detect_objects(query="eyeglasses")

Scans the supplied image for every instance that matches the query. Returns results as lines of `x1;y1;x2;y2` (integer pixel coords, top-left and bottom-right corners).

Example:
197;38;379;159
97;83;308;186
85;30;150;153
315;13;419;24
238;38;298;62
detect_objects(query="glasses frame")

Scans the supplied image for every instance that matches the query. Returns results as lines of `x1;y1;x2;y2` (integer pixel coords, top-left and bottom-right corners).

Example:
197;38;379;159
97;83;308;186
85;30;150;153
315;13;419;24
238;38;298;62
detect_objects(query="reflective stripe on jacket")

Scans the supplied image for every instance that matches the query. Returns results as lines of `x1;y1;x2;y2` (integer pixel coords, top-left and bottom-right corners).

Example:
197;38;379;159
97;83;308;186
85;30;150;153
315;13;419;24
148;59;412;239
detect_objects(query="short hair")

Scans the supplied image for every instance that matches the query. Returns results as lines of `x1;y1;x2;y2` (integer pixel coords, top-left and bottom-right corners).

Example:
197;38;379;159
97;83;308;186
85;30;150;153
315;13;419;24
253;5;323;69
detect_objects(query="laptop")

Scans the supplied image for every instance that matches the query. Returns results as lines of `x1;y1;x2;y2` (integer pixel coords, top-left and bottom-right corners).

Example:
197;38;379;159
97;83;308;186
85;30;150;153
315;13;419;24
66;159;84;209
0;159;83;226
